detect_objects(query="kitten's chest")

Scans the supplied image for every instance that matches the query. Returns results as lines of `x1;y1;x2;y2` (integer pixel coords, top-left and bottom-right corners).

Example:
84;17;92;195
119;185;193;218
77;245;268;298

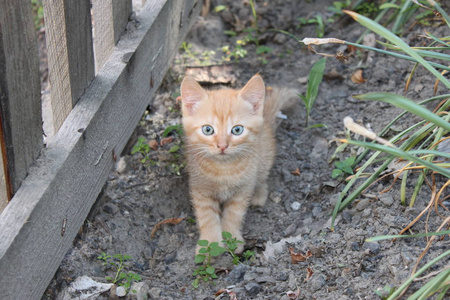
190;158;257;200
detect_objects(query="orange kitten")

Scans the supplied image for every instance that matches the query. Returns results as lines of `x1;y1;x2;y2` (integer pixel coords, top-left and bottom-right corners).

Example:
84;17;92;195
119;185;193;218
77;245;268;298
180;75;292;253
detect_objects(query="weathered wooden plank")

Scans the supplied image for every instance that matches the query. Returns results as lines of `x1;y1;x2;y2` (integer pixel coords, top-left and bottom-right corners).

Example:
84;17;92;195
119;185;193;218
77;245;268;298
0;0;42;200
0;0;200;298
92;0;132;73
43;0;95;133
112;0;132;43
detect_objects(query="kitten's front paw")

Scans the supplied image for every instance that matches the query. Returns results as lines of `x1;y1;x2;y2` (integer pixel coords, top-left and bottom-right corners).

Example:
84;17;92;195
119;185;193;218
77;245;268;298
251;184;268;207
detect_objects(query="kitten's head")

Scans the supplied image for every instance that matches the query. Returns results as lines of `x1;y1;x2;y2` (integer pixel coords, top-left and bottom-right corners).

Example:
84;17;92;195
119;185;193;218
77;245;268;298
180;75;265;159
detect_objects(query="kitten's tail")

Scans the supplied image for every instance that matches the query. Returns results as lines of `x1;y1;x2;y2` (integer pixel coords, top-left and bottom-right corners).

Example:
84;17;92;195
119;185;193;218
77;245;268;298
263;87;298;126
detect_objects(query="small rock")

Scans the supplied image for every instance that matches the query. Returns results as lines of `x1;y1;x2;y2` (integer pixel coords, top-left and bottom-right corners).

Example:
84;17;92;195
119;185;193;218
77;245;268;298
351;242;360;251
227;264;247;284
103;204;119;215
115;157;127;173
290;201;301;211
362;241;380;255
380;194;394;206
355;199;370;211
270;191;283;204
148;287;162;299
308;273;326;292
283;223;297;237
245;282;261;296
256;275;276;284
273;32;288;44
116;286;126;297
131;282;149;300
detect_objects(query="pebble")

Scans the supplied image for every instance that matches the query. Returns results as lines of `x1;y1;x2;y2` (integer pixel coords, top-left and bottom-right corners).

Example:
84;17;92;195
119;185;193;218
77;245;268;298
362;241;380;255
227;264;247;284
131;282;149;300
270;191;283;204
103;203;119;215
380;194;394;206
308;272;326;291
273;33;288;44
290;201;301;211
148;287;162;299
355;199;370;211
245;282;262;296
116;286;126;297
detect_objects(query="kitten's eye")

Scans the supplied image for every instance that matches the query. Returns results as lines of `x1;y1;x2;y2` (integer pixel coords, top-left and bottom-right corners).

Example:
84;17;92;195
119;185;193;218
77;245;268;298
231;125;244;135
202;125;214;135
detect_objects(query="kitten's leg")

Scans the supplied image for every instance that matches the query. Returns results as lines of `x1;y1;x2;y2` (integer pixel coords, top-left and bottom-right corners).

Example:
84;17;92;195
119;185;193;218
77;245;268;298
192;193;222;253
251;182;268;207
221;196;249;254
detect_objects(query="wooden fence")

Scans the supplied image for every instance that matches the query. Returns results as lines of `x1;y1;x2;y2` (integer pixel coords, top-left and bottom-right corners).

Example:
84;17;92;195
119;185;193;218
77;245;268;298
0;0;200;298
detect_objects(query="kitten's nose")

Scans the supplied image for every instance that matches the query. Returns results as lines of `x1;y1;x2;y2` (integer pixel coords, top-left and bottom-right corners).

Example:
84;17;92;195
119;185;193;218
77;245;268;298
217;143;228;152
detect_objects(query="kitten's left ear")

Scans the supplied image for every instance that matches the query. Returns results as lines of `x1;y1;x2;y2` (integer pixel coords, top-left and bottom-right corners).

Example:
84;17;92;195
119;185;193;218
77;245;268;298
180;76;207;115
238;75;265;115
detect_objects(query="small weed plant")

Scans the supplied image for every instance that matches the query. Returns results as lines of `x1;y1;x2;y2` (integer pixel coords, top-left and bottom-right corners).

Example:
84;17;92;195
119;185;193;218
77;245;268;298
97;253;142;294
131;137;157;166
192;240;226;288
331;156;356;179
192;231;255;288
298;57;327;128
221;231;244;265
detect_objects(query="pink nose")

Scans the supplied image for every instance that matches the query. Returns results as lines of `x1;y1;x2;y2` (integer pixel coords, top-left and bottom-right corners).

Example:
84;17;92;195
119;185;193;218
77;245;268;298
218;144;228;152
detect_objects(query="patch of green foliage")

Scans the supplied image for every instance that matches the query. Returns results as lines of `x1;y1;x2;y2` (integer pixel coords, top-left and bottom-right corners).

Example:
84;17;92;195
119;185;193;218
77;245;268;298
97;253;142;294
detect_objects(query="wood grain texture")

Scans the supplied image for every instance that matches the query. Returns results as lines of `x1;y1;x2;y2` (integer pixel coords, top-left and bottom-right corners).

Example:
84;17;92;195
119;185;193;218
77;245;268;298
0;0;200;298
92;0;132;73
0;0;42;197
92;0;115;73
43;0;95;132
112;0;132;43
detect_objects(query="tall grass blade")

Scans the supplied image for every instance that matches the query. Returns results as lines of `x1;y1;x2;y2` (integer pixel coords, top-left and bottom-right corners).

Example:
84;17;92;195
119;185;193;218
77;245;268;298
366;230;450;241
353;92;450;132
340;140;450;178
387;249;450;299
344;10;450;89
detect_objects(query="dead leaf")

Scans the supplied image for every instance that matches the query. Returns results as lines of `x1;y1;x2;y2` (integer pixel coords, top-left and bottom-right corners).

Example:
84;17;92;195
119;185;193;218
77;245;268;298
151;218;184;237
214;288;227;297
148;140;158;151
215;288;238;300
305;267;314;281
160;137;173;147
289;247;312;264
286;288;301;299
290;168;301;176
346;44;357;54
351;69;366;84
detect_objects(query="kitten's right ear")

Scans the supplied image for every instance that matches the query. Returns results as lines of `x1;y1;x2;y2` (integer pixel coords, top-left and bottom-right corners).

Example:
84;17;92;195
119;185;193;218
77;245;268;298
180;76;207;115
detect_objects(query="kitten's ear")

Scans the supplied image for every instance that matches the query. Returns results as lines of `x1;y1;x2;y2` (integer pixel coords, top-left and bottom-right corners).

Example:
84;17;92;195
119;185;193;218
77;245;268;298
180;76;207;115
238;75;265;115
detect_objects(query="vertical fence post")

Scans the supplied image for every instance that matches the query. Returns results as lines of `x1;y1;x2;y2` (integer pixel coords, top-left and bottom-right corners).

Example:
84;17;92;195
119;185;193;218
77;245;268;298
0;0;42;210
43;0;95;134
92;0;132;73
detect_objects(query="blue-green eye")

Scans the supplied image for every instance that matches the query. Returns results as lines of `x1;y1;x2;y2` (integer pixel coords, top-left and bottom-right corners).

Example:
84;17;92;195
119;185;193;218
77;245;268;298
231;125;244;135
202;125;214;135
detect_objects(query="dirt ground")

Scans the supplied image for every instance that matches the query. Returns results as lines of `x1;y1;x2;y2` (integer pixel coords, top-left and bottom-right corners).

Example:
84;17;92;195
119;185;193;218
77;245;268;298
43;1;449;299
